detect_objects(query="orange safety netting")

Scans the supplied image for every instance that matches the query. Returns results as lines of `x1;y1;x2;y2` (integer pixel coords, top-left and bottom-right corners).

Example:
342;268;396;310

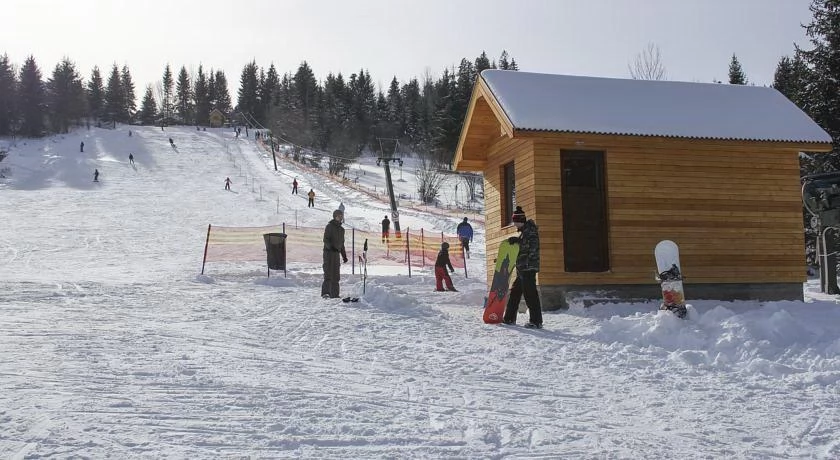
203;224;466;270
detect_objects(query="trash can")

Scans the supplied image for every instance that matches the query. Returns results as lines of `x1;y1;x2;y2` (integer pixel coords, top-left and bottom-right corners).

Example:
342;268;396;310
263;233;287;274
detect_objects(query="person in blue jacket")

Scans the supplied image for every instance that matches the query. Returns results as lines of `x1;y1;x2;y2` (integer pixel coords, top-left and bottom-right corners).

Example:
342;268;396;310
456;217;474;259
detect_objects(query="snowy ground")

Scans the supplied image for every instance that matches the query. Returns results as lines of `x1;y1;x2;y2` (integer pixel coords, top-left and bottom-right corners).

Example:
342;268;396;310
1;126;839;458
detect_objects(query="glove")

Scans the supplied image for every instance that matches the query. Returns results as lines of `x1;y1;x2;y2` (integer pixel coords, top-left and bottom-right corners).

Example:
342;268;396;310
450;268;455;273
342;256;348;263
507;236;520;245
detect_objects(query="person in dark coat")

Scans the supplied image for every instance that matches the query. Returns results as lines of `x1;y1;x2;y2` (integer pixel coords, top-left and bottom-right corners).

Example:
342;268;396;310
381;215;390;243
224;177;232;190
292;178;298;194
128;153;134;165
93;169;99;182
456;217;474;259
502;206;542;328
435;242;457;292
80;141;84;153
322;209;348;298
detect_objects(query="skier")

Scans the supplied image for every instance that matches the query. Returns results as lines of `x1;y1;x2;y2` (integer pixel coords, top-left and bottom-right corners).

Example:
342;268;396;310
80;141;84;153
93;169;99;182
292;178;298;194
169;138;174;147
502;206;543;328
338;202;345;213
381;215;390;243
321;209;348;298
128;130;132;137
434;242;457;292
224;177;232;191
128;153;134;165
307;188;315;208
456;217;474;259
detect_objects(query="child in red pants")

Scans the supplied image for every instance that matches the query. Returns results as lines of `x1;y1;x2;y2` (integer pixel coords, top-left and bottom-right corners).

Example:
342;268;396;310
435;242;457;292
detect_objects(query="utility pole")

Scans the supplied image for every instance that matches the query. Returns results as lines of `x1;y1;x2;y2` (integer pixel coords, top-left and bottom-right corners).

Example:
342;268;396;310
378;138;404;238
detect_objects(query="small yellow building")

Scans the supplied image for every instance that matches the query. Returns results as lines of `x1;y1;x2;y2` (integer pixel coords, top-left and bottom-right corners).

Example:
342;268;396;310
209;109;225;128
453;70;833;308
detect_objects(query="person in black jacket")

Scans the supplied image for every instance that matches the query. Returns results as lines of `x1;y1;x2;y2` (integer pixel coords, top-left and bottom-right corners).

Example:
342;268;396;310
434;242;457;292
502;206;542;328
321;209;348;298
381;215;390;243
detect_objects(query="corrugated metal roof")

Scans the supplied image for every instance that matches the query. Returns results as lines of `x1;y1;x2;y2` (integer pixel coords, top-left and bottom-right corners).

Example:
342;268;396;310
480;69;833;144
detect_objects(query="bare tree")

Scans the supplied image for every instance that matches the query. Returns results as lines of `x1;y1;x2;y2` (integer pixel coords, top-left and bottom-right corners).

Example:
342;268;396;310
459;172;483;203
416;156;448;204
629;42;667;80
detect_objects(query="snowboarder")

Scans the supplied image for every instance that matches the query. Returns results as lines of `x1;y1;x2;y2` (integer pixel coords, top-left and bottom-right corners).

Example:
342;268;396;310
93;169;99;182
502;206;542;328
307;188;315;208
456;217;474;259
435;242;457;292
128;153;134;165
381;215;390;243
292;178;298;194
80;141;84;153
224;177;232;191
321;209;348;298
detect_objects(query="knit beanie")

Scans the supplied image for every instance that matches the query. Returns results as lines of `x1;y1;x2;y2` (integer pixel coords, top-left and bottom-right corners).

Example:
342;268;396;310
512;206;527;224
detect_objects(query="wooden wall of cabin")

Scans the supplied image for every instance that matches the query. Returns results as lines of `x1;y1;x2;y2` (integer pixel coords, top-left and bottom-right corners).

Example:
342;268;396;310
482;137;533;286
523;135;807;286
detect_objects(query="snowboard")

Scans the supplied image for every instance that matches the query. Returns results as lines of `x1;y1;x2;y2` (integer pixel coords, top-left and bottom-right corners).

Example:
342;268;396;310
483;240;519;324
654;240;687;319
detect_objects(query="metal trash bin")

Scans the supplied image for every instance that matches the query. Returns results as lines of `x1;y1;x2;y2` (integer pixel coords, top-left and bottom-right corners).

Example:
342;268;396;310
263;233;287;276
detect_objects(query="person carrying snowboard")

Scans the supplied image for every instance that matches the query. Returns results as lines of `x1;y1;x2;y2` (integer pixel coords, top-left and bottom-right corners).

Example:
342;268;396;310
321;209;348;298
292;178;298;194
93;168;99;182
381;215;390;243
224;177;232;191
307;188;315;208
502;206;542;328
456;217;474;259
434;242;457;292
128;153;134;165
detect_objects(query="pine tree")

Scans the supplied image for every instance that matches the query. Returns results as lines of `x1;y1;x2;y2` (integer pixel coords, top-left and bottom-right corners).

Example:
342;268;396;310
401;78;422;146
509;58;519;71
160;64;174;123
773;54;809;107
237;61;260;121
193;65;210;126
292;61;320;145
47;57;85;133
0;53;17;135
120;65;136;122
474;51;492;73
103;64;123;127
86;66;104;122
728;54;748;84
385;76;403;139
499;50;511;70
138;85;158;125
213;70;232;113
18;55;45;137
262;63;280;121
175;66;192;124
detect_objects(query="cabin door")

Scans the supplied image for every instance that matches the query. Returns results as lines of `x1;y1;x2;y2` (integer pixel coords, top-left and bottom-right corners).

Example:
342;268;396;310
561;150;609;272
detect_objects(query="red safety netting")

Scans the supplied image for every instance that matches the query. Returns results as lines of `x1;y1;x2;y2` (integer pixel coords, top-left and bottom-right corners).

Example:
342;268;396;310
202;224;466;272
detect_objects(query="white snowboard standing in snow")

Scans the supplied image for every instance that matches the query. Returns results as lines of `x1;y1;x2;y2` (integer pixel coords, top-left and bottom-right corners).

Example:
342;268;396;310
654;240;688;318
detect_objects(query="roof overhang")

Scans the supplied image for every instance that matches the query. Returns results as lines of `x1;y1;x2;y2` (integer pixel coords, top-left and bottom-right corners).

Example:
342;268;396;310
452;77;514;171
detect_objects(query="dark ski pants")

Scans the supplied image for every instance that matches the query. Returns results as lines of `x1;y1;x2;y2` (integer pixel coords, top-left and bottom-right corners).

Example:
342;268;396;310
435;266;455;291
503;270;542;325
308;198;315;208
321;250;341;298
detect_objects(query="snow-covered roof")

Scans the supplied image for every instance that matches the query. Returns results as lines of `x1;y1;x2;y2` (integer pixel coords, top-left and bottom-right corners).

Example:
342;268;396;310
480;69;833;144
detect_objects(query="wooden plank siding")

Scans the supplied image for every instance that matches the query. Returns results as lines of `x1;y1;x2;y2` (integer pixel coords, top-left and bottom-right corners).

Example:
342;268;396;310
534;136;806;286
482;133;810;288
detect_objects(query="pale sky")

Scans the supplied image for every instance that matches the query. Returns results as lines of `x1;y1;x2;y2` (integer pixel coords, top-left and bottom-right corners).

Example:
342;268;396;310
3;0;815;95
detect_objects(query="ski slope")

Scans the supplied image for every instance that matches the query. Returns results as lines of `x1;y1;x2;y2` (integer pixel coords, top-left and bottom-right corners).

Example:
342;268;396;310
1;126;839;458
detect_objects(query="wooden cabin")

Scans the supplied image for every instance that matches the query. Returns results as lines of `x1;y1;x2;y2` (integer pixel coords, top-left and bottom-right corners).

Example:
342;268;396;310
452;70;833;308
209;109;226;128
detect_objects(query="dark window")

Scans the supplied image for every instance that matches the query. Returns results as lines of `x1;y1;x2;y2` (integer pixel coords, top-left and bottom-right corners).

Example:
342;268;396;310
502;162;515;226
